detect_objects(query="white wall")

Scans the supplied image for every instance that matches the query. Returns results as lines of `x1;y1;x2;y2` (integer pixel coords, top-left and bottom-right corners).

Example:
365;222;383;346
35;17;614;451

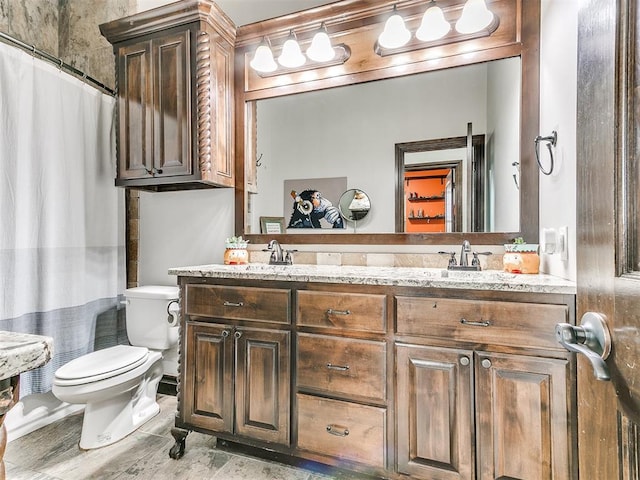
487;58;521;232
538;0;578;280
139;189;235;286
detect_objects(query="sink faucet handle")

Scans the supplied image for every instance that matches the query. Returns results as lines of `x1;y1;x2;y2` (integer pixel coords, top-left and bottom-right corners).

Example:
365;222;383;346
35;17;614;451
438;251;458;266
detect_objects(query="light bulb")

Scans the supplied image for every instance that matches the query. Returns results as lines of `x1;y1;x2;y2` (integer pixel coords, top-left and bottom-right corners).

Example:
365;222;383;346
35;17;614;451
377;8;411;49
455;0;494;34
278;30;306;68
307;26;335;62
416;2;451;42
249;39;277;73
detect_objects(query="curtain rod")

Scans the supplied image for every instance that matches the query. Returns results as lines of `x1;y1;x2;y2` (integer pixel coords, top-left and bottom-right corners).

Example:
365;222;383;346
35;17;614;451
0;30;115;97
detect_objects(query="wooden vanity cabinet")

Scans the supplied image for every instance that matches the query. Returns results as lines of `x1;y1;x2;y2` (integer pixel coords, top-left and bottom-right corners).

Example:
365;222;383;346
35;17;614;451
100;1;235;191
179;283;291;446
395;295;575;480
175;277;575;480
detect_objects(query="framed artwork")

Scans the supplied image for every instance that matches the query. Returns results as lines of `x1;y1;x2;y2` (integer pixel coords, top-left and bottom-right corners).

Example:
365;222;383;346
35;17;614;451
260;216;285;234
283;177;347;229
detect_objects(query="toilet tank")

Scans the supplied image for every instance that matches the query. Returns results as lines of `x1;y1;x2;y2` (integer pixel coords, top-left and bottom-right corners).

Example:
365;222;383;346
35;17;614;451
124;286;179;350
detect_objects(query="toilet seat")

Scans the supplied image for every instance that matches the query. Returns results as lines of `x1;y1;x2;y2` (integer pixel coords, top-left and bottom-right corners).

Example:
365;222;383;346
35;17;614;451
54;345;149;387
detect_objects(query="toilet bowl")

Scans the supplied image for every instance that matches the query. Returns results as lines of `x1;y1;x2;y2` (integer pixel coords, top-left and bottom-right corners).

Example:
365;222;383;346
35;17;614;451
52;286;179;449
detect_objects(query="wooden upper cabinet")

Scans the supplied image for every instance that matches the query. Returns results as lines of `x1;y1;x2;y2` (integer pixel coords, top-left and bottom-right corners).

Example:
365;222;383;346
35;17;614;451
99;1;236;191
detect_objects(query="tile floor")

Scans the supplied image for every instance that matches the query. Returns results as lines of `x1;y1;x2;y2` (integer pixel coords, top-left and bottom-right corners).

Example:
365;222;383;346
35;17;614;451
4;395;371;480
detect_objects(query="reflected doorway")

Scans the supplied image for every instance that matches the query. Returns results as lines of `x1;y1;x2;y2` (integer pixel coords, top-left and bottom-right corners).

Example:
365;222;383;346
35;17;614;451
404;163;462;233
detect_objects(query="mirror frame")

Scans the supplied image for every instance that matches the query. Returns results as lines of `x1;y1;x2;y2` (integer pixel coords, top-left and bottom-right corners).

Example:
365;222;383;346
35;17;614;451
234;0;539;245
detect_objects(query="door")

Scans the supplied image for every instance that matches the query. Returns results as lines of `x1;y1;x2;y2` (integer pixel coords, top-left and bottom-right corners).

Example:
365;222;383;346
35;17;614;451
475;352;573;480
576;1;640;478
182;322;234;432
234;326;291;445
396;344;474;480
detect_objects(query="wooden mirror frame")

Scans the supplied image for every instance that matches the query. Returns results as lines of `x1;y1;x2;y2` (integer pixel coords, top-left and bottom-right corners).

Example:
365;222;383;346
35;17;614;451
234;0;539;245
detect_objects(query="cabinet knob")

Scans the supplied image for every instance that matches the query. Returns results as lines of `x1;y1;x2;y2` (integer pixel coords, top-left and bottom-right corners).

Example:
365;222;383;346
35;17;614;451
481;359;492;369
459;356;470;366
234;331;243;339
221;330;230;338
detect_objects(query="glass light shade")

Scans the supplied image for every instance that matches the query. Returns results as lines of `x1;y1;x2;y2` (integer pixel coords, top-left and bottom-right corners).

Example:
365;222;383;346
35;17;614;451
377;12;411;49
278;32;306;68
249;43;277;73
416;4;451;42
455;0;494;34
307;30;335;62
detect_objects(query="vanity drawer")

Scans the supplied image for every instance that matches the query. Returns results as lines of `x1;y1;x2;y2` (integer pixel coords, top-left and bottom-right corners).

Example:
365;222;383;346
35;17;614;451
296;290;386;333
185;284;291;324
296;393;386;469
297;333;386;403
396;296;568;350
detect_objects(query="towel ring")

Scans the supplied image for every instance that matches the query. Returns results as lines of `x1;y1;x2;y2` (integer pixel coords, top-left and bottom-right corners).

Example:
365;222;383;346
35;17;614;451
535;131;557;175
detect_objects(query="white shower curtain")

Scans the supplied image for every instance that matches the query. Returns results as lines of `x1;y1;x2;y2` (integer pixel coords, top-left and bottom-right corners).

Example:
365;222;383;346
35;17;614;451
0;41;126;396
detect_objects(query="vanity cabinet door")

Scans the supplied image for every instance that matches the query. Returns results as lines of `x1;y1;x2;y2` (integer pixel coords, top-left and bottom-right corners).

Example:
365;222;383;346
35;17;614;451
182;322;234;433
235;326;291;446
396;343;474;480
475;352;572;480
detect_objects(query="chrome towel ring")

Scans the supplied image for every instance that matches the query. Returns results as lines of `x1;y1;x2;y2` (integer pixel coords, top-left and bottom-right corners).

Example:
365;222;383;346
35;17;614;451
535;131;557;175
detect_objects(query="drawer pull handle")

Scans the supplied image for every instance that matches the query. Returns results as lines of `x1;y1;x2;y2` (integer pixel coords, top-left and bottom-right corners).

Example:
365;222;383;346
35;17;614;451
326;363;350;371
327;309;351;316
326;425;350;437
223;301;244;307
460;318;491;327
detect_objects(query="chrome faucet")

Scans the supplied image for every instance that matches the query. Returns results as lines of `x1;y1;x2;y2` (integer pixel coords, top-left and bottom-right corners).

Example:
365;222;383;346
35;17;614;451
460;240;471;267
267;239;284;264
265;240;295;265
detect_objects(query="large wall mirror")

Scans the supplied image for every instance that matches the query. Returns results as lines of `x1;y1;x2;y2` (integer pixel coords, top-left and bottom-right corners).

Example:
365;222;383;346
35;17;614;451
235;0;540;245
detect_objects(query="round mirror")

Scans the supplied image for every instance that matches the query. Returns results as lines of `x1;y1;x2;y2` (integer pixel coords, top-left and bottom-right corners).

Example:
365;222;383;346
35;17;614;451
338;189;371;222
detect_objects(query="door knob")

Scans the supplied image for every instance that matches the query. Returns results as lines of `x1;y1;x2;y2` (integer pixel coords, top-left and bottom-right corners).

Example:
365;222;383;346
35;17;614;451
555;312;612;381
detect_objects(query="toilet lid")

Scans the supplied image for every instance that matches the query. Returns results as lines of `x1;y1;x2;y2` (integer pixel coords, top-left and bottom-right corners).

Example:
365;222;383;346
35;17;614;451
55;345;149;383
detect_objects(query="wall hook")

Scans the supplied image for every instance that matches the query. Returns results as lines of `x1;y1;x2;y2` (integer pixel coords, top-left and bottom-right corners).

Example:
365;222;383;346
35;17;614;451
534;130;557;175
512;161;520;189
256;153;263;167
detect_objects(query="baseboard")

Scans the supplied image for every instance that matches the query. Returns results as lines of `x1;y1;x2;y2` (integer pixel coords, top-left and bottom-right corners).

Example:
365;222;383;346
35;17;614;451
4;391;84;442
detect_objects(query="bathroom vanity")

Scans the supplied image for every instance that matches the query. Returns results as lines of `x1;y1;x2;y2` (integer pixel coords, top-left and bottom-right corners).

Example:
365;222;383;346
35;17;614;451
169;264;576;480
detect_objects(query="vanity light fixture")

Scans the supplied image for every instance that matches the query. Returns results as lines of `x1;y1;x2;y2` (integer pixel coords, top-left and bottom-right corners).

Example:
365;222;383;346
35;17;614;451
278;30;306;68
377;5;411;49
376;0;498;56
249;36;277;73
415;1;450;42
306;23;335;62
455;0;495;34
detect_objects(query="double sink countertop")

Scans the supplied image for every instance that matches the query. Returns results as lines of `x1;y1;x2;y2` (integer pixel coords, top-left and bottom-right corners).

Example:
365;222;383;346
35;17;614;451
168;264;576;295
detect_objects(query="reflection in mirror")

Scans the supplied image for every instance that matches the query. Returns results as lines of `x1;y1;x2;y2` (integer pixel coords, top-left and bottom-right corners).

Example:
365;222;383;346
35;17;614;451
247;56;521;235
339;189;371;223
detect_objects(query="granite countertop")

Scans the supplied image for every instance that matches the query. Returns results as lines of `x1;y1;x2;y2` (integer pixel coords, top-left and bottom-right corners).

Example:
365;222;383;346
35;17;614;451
0;331;54;382
169;264;576;295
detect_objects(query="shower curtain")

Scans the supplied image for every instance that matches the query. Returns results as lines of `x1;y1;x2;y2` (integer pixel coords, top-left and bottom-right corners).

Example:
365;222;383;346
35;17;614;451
0;41;126;397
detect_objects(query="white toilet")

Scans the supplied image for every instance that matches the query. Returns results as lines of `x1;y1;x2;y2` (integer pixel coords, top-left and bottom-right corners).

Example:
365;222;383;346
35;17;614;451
52;285;179;450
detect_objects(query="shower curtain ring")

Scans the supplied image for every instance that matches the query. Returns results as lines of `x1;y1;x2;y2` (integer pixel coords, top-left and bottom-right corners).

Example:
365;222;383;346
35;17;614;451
534;130;557;175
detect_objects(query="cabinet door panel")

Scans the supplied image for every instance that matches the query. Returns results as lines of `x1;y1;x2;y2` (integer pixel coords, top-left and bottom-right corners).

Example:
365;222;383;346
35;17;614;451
475;352;572;480
396;343;474;480
118;41;152;178
153;31;191;176
183;322;233;432
235;327;290;445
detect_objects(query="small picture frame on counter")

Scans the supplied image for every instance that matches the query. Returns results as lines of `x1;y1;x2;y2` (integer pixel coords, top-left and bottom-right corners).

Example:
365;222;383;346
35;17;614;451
260;216;285;234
